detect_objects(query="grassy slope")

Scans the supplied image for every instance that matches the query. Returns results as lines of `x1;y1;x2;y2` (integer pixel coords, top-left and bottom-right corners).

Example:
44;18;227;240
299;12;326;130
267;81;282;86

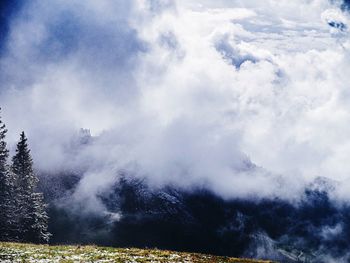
0;242;276;263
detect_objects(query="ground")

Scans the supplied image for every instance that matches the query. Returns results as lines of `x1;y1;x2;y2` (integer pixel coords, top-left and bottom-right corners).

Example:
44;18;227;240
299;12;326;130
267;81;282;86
0;242;276;263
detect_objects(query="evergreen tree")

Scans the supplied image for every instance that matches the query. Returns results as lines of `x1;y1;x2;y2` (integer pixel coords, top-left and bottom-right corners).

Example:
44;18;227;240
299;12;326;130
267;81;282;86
0;108;18;241
12;132;50;243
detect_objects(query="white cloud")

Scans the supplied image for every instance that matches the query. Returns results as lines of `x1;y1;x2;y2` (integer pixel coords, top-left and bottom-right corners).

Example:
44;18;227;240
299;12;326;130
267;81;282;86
1;0;350;202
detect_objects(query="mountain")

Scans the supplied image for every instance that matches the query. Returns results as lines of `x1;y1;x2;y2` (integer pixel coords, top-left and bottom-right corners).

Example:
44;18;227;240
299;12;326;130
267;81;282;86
37;172;350;263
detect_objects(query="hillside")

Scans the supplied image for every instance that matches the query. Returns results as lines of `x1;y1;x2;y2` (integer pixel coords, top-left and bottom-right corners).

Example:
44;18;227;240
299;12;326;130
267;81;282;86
0;242;275;263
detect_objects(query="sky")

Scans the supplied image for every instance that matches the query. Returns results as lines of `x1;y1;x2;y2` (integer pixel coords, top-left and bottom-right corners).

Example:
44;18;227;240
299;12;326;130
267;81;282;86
0;0;350;204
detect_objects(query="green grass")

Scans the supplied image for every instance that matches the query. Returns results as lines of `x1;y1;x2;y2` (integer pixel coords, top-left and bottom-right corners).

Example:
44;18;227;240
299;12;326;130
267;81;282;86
0;242;277;263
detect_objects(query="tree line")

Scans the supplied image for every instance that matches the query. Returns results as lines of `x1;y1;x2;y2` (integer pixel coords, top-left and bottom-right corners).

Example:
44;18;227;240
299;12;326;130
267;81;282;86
0;109;50;243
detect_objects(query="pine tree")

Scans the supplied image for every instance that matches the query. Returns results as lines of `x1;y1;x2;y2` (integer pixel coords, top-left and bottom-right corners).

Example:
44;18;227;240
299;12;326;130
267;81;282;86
0;108;18;241
12;132;51;243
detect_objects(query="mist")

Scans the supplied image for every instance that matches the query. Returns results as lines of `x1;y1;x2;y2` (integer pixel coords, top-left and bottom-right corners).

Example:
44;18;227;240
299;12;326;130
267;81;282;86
2;1;350;261
0;0;350;211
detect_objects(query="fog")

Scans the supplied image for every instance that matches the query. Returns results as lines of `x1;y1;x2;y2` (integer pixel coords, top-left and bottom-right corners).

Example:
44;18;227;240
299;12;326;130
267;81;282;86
0;0;350;203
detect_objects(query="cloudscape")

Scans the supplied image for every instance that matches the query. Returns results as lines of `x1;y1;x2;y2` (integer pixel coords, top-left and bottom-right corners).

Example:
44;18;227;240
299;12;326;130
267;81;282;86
1;0;350;262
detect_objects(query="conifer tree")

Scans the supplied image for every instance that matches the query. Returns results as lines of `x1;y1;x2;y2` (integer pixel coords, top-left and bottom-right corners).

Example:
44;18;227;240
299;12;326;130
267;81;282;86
0;108;17;241
12;132;50;243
